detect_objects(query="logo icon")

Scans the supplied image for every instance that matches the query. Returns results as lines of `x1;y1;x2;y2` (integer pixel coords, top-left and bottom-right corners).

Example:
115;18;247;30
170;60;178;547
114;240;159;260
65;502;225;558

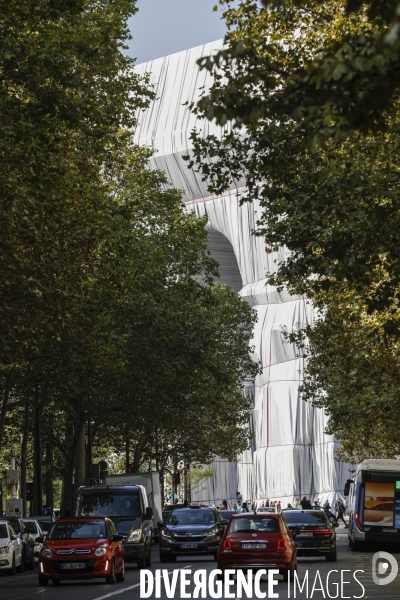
372;551;398;586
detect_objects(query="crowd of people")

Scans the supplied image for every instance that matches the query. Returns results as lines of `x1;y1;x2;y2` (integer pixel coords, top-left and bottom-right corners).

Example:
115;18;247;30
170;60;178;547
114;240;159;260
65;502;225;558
217;496;348;526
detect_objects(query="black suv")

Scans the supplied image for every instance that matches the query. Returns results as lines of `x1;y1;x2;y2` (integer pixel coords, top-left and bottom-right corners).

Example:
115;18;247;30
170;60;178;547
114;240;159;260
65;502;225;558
283;510;338;561
158;504;224;562
7;517;35;570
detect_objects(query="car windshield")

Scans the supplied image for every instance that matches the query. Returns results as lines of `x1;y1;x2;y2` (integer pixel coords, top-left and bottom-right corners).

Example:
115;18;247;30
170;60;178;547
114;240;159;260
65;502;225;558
168;509;216;525
23;522;38;533
284;511;330;526
76;492;140;517
230;517;279;532
0;525;8;538
48;522;106;540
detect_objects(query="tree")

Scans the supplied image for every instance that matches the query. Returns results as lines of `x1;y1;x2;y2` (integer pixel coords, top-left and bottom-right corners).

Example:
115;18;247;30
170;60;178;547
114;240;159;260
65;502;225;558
190;0;400;459
191;1;400;318
289;289;400;462
211;0;400;142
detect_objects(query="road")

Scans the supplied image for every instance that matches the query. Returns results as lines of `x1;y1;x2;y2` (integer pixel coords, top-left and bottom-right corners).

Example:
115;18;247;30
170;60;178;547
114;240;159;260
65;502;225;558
2;526;400;600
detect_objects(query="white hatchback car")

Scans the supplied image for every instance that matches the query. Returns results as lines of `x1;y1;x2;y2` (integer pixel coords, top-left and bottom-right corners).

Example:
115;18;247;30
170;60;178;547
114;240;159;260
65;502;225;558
0;520;24;575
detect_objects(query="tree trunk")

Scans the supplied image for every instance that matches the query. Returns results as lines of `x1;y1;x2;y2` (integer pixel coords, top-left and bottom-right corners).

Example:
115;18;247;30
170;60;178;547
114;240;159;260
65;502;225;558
20;398;30;517
73;407;86;491
45;441;54;509
160;469;165;508
32;389;42;516
0;372;12;453
61;457;75;517
60;418;75;517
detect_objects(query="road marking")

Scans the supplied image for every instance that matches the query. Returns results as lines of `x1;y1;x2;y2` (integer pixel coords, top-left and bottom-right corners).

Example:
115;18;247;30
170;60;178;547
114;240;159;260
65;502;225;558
90;566;193;600
4;590;46;600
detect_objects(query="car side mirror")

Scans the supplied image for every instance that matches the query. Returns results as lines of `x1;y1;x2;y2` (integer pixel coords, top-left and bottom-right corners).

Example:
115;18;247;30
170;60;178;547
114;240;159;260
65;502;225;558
35;536;44;543
145;507;153;520
111;534;124;542
157;521;165;529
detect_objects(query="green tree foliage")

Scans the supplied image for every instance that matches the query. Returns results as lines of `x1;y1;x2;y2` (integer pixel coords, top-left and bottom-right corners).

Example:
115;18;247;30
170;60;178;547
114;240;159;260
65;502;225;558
211;0;400;142
290;291;400;462
0;1;258;510
191;1;400;460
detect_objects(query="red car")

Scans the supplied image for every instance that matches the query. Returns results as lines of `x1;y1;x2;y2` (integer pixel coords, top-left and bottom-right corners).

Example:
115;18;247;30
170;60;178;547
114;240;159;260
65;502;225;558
217;512;297;581
37;517;125;586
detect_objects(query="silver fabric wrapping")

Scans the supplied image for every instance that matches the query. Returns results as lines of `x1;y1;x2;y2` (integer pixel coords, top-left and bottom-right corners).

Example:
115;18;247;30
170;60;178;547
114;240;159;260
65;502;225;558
134;42;352;507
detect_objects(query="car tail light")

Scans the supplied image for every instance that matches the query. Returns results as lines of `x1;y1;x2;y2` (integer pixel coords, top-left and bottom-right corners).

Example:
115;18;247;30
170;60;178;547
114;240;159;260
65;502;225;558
313;530;333;535
222;539;232;549
277;539;286;549
355;513;364;532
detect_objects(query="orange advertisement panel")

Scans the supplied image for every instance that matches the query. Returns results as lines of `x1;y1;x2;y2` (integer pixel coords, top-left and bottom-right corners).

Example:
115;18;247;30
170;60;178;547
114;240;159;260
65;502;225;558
364;482;395;526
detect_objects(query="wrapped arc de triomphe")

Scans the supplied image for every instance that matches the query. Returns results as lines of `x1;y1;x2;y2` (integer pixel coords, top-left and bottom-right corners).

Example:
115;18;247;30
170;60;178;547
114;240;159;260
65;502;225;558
134;41;352;507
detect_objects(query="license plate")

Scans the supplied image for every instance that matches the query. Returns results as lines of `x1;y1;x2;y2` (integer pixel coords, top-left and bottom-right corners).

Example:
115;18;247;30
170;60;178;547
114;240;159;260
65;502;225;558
383;528;397;533
242;543;267;549
298;532;313;537
60;563;86;570
180;544;198;549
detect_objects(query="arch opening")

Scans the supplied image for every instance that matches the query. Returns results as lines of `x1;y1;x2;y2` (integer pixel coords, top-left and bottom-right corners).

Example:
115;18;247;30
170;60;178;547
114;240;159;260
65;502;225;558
207;230;242;295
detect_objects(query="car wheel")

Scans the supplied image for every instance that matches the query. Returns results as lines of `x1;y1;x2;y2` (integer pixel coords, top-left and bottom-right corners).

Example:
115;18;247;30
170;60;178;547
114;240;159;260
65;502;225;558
105;559;117;584
116;559;125;582
52;580;61;586
146;547;152;568
38;577;49;586
349;537;362;552
326;547;337;562
16;550;25;573
7;553;16;576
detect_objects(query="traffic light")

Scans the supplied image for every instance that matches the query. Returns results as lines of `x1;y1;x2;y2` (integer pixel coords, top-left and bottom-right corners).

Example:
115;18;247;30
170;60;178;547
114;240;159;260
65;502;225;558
26;482;33;501
173;470;181;485
128;463;136;473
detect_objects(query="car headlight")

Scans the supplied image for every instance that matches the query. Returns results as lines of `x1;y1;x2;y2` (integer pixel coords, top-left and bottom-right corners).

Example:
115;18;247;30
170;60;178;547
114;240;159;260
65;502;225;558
204;527;219;537
0;546;10;554
162;529;173;539
127;529;142;543
42;548;53;558
95;547;107;556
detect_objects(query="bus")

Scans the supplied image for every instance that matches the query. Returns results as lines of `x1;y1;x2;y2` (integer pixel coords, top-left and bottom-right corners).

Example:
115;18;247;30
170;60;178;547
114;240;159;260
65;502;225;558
345;459;400;550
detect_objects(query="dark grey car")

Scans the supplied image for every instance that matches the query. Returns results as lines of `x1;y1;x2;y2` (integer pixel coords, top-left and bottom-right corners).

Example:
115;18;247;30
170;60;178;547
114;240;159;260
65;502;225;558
159;506;224;562
283;510;338;562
